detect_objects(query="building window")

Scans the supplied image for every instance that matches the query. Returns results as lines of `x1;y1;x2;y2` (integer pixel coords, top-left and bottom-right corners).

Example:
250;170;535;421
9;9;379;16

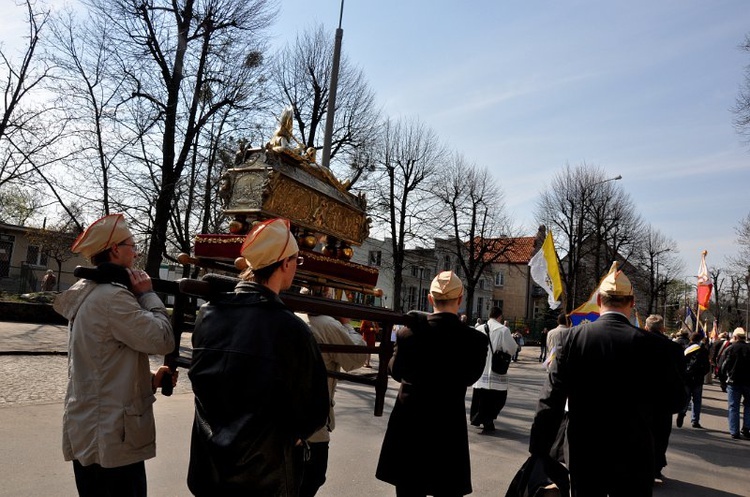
407;286;417;310
419;288;429;311
494;271;505;287
368;250;381;266
477;297;484;316
478;278;485;290
443;255;451;271
25;245;47;266
411;265;423;277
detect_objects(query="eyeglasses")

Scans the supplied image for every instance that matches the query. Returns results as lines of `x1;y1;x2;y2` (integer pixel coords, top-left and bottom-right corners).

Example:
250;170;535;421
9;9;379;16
118;242;139;252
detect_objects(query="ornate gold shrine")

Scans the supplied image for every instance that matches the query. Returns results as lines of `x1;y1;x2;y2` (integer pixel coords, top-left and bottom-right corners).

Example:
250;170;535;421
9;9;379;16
192;107;376;292
219;148;369;246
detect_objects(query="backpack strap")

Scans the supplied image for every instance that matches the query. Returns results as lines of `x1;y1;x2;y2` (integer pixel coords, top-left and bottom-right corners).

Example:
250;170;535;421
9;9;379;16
485;323;494;354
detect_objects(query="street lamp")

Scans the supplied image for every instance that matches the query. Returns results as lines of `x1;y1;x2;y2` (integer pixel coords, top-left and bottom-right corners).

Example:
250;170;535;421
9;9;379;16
572;174;622;304
591;174;622;187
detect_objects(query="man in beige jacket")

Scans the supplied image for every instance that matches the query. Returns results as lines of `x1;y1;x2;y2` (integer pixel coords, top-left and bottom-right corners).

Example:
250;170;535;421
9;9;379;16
54;213;174;497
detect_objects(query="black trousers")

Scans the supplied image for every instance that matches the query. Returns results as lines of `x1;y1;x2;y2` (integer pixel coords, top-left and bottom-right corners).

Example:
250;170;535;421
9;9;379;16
73;460;146;497
469;388;508;427
651;412;673;472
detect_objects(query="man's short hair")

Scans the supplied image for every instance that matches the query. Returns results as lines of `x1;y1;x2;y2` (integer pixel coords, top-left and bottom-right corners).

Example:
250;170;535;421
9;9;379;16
489;307;502;320
91;248;114;266
557;312;568;326
599;292;634;307
689;331;703;343
644;314;664;333
246;258;286;284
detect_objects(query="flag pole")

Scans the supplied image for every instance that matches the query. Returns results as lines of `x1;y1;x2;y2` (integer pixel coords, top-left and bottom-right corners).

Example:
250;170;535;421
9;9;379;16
696;306;701;335
695;250;710;336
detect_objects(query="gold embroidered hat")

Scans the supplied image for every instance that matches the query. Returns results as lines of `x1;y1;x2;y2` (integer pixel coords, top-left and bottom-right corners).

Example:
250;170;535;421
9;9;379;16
429;271;464;301
733;327;746;338
598;261;633;296
240;218;298;270
71;214;133;260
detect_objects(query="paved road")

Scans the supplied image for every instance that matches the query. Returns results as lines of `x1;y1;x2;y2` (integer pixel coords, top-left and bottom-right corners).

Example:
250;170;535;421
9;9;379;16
1;321;749;496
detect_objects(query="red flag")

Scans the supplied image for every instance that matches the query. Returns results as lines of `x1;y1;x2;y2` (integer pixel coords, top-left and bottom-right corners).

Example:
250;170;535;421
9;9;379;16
697;283;713;310
696;250;712;310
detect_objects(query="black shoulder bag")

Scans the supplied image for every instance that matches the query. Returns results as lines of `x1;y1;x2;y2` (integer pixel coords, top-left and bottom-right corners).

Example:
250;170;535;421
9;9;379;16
486;324;512;374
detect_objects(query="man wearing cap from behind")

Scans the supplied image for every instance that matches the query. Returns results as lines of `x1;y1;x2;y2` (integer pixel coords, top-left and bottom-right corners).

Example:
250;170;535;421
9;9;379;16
376;270;487;497
187;218;329;496
718;327;750;439
529;262;686;496
53;213;175;497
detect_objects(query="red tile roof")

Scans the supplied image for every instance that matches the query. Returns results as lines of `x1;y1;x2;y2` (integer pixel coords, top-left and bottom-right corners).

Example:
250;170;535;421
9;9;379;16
474;236;537;265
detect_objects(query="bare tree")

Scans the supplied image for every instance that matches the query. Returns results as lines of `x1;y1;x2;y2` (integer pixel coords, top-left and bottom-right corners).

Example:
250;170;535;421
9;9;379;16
0;0;53;190
366;117;447;312
708;266;728;329
268;24;380;187
723;272;749;330
630;224;682;315
0;188;43;225
733;34;750;143
42;7;139;228
536;163;640;311
730;212;750;274
431;153;518;321
25;225;78;289
65;0;277;276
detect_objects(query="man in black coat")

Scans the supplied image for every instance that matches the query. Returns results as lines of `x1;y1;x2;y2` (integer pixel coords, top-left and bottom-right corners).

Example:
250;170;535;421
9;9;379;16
529;262;686;497
643;314;686;483
376;271;488;497
719;328;750;439
187;218;329;497
678;331;711;429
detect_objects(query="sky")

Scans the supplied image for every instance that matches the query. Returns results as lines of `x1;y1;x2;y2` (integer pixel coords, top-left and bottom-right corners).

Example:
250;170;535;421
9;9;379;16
2;1;749;278
270;0;750;277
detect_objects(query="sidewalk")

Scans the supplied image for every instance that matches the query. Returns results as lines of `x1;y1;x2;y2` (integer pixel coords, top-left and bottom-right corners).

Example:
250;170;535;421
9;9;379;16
0;321;68;354
1;323;749;496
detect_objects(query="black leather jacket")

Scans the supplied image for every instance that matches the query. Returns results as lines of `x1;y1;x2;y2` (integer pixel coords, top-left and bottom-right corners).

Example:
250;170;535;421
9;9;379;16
187;282;329;496
721;340;750;387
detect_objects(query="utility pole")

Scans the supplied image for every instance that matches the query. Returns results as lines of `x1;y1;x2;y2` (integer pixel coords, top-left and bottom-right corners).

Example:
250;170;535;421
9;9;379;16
321;0;345;169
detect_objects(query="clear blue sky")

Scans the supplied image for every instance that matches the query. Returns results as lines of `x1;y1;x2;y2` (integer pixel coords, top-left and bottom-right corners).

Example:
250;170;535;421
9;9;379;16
273;0;750;277
3;1;749;277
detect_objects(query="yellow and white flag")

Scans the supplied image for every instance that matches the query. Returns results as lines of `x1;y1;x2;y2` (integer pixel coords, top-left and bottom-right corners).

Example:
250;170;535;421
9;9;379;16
528;231;563;310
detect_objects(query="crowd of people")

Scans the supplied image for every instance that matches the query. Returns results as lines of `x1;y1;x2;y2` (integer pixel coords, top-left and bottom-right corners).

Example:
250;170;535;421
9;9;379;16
53;213;750;497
